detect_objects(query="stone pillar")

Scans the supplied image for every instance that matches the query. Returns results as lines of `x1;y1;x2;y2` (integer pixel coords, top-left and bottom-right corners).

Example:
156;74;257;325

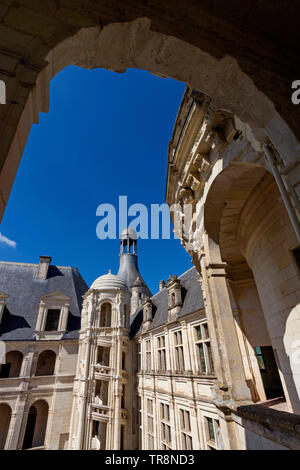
5;394;26;449
227;283;265;402
112;333;122;450
200;235;252;403
113;383;121;450
76;337;91;449
164;327;171;371
169;400;176;449
21;349;35;377
190;405;200;450
197;235;253;450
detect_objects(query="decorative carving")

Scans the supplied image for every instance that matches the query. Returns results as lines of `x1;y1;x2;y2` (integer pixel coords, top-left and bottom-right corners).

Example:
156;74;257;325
195;153;210;175
205;129;225;153
178;187;194;204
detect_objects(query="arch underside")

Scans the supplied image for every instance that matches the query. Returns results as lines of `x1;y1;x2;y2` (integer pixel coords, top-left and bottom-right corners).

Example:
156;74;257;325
204;162;269;273
0;3;299;222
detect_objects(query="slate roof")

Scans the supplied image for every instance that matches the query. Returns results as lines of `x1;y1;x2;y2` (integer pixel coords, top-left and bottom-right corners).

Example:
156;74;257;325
0;261;88;341
130;266;204;337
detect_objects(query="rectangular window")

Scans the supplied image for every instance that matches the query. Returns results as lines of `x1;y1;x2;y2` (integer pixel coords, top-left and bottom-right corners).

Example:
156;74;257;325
145;339;152;371
45;309;60;331
194;323;214;374
147;399;154;449
173;330;185;372
179;409;193;450
137;342;141;372
204;417;220;450
160;403;172;450
157;335;166;371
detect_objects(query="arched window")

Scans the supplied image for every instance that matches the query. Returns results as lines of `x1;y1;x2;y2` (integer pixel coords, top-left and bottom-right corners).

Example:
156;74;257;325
35;350;56;376
100;303;112;328
0;403;11;449
0;351;23;378
22;400;48;449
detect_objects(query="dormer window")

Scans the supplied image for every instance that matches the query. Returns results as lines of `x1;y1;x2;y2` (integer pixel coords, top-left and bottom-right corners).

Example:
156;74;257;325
142;297;153;332
45;309;61;331
166;275;183;322
0;292;8;324
35;292;71;340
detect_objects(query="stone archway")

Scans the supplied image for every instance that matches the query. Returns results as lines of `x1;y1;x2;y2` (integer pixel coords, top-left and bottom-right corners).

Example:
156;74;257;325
35;350;56;376
204;162;300;414
0;3;299;222
22;400;49;449
99;302;112;328
0;403;12;450
2;351;23;378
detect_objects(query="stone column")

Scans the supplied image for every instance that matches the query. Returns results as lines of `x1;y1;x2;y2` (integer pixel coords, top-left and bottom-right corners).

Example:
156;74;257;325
112;332;122;449
197;235;253;450
190;405;200;450
21;349;35;377
164;327;171;372
169;400;176;449
200;235;252;403
5;394;27;449
150;333;154;372
112;382;121;449
228;283;265;402
76;337;91;449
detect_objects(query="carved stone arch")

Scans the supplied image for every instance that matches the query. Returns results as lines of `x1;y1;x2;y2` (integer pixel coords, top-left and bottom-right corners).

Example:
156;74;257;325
35;350;56;376
0;11;299;222
99;301;112;328
22;399;49;449
203;161;300;413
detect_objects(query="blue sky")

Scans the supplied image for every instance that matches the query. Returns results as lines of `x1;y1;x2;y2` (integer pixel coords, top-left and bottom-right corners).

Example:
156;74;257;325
0;66;192;294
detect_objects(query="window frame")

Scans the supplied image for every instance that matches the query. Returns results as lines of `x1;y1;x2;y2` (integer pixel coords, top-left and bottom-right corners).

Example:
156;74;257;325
157;335;166;372
173;330;185;372
204;416;220;450
193;322;214;375
178;408;193;450
160;402;172;450
35;292;71;340
146;398;155;449
145;339;152;372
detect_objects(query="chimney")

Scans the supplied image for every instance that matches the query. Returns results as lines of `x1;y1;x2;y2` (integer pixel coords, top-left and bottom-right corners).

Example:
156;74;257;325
159;280;166;291
37;256;52;280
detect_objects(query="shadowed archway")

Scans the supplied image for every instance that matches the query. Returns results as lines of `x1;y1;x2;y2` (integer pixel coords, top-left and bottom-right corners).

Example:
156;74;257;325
0;403;12;450
22;400;49;449
204;162;300;413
